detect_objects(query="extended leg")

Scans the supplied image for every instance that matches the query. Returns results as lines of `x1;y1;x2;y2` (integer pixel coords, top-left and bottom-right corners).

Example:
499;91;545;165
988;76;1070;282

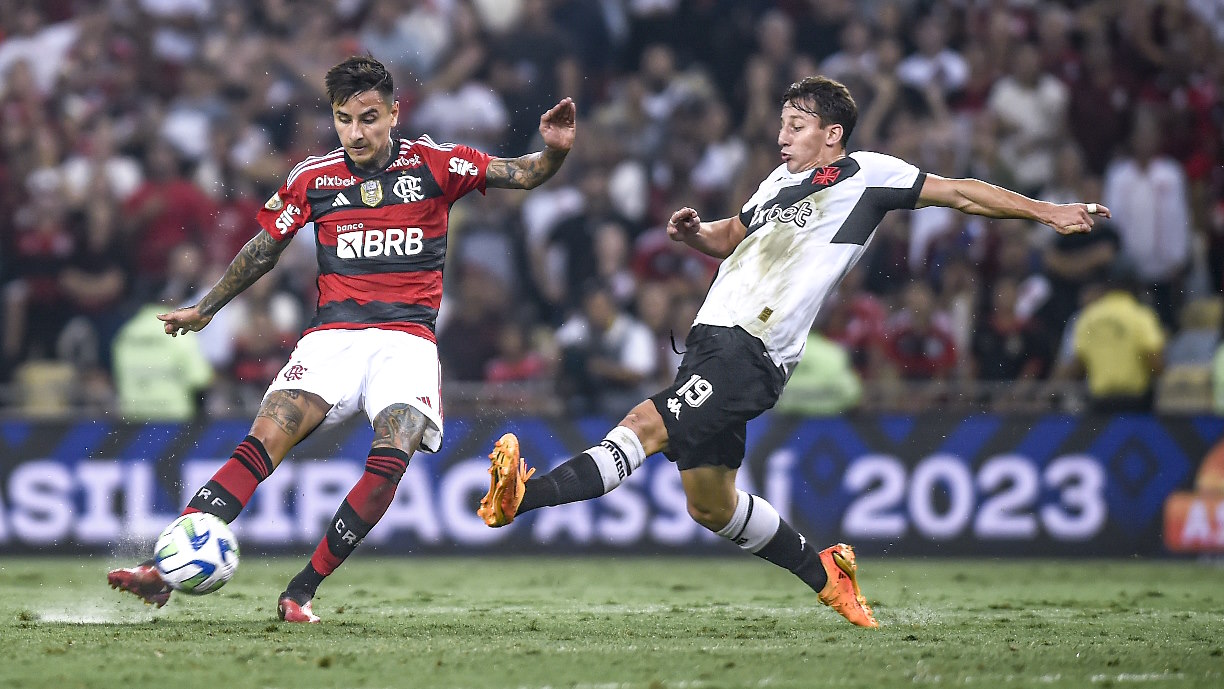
279;403;426;623
682;465;878;629
479;400;663;526
108;390;328;607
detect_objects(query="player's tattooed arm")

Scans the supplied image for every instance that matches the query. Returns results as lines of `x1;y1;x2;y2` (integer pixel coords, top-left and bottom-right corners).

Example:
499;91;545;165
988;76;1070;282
486;148;570;189
487;97;575;190
197;231;289;316
371;403;428;454
158;230;288;336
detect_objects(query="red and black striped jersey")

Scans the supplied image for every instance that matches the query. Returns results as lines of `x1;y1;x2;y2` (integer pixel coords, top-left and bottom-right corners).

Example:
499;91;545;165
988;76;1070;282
255;136;493;343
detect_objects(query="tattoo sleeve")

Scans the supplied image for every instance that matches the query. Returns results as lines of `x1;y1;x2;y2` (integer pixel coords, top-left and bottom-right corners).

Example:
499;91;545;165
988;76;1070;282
197;231;289;317
371;403;429;453
486;147;569;190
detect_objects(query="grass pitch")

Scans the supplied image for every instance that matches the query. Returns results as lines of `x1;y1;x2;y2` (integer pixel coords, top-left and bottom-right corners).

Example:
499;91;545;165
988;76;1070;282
1;556;1221;689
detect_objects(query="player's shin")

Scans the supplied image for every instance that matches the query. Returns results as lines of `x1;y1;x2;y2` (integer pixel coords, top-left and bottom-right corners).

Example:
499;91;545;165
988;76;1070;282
184;435;275;523
288;448;410;599
716;489;828;593
519;426;646;513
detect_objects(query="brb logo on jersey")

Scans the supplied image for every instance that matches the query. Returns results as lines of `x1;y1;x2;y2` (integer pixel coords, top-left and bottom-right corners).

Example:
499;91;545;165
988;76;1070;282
448;157;479;176
335;222;424;259
750;201;815;229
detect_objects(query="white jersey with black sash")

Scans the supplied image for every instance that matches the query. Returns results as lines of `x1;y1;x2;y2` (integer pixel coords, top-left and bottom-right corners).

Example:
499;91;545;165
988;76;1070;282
692;151;926;375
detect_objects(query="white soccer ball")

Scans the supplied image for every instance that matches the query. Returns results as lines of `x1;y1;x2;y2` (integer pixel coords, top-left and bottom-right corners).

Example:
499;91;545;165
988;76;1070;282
154;513;240;595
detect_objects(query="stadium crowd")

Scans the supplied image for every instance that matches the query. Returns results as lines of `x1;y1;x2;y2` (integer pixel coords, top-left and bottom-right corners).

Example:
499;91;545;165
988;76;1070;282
1;0;1223;419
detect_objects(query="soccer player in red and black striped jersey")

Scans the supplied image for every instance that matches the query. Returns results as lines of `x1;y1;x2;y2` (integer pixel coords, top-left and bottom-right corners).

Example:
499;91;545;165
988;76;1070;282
107;55;576;622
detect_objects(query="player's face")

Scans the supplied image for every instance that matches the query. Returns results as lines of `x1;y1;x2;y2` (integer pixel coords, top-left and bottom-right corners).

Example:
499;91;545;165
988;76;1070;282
333;90;399;168
778;102;840;173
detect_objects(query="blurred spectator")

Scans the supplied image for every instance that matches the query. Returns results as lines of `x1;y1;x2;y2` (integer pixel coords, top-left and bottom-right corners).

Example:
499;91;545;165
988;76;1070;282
58;197;131;371
359;0;455;81
1164;298;1223;368
1066;33;1133;175
936;252;980;378
226;304;296;410
59;119;142;210
688;99;747;209
1103;109;1193;329
972;276;1054;381
2;199;74;375
437;264;509;382
882;280;958;381
121;141;217;291
0;5;77;95
546;165;640;313
896;13;968;99
485;0;580;155
820;19;876;88
986;41;1068;197
775;326;862;416
1068;266;1165;413
822;278;887;380
555;284;656;416
1214;324;1224;415
111;285;214;421
485;321;552;385
633;280;678;388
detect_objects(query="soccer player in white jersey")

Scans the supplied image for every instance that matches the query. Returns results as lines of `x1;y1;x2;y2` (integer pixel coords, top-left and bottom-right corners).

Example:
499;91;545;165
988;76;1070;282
478;76;1108;628
107;56;576;622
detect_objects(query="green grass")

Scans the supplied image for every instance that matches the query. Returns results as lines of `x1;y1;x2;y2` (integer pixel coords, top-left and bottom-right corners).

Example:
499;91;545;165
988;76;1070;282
1;556;1221;689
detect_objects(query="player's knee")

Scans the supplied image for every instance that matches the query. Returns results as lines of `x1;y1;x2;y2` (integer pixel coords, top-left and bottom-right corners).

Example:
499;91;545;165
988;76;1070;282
365;447;411;484
686;496;735;532
620;402;667;455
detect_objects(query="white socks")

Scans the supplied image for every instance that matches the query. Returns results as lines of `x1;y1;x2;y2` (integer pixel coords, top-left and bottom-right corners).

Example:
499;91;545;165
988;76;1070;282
587;426;647;493
716;489;781;553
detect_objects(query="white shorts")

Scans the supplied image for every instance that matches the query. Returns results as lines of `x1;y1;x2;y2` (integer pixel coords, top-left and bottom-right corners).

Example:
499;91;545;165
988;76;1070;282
265;328;444;452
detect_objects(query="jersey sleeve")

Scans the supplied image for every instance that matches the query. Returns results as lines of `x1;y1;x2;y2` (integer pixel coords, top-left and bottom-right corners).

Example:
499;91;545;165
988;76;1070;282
420;141;494;202
254;175;311;241
856;151;927;210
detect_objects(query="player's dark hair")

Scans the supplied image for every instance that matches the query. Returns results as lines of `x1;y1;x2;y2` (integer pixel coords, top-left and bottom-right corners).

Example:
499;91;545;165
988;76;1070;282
325;55;393;106
782;76;858;146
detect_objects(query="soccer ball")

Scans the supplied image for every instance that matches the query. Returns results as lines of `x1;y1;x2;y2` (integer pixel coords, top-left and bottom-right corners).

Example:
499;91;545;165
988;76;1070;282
154;513;240;595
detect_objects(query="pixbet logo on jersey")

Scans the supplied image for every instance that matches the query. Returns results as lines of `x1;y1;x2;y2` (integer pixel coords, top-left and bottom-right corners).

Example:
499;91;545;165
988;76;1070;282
750;200;814;228
335;222;424;259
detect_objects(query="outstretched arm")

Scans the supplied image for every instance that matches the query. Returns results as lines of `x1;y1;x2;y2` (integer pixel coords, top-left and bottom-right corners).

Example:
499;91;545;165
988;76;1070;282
666;207;747;259
487;97;576;189
159;230;290;336
917;174;1110;234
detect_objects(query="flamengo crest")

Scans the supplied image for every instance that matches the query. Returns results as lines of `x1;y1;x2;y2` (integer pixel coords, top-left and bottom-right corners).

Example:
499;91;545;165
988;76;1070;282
393;174;424;203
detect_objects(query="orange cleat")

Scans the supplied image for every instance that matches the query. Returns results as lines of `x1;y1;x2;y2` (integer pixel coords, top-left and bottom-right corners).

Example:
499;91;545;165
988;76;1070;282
817;543;879;628
477;433;536;527
277;594;321;623
107;563;172;608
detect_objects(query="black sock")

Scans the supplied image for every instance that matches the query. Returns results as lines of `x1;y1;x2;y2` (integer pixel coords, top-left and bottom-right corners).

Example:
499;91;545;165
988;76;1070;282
754;519;828;593
284;563;326;601
518;452;606;513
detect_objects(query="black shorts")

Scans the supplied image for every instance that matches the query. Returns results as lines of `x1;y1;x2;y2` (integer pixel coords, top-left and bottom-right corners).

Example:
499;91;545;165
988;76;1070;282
650;325;786;470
